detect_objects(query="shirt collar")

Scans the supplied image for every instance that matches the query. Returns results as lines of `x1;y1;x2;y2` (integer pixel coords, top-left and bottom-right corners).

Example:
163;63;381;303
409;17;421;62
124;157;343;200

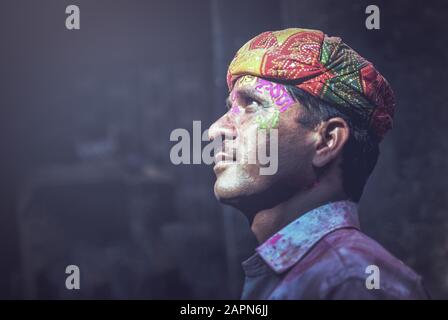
254;200;360;274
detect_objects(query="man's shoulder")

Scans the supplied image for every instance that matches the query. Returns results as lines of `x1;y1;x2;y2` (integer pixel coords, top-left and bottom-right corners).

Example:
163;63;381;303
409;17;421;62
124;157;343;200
281;228;429;299
322;228;419;279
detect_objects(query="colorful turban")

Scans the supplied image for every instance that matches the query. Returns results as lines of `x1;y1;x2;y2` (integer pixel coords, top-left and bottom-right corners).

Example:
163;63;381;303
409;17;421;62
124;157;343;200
227;28;395;140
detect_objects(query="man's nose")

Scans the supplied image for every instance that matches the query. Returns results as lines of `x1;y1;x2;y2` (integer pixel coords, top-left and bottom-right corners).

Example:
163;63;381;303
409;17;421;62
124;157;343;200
208;114;236;142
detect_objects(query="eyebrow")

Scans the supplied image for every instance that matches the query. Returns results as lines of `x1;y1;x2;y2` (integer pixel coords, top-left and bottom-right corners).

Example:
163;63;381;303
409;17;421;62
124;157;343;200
237;87;263;100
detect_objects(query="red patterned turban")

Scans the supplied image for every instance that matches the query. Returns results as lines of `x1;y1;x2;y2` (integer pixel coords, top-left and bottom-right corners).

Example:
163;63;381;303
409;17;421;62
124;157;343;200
227;28;395;140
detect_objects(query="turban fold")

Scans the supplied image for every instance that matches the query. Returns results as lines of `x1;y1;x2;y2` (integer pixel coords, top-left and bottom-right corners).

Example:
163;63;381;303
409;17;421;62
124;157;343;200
227;28;395;140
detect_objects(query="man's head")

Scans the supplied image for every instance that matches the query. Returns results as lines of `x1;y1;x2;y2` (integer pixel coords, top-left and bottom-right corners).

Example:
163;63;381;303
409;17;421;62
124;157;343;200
209;28;395;213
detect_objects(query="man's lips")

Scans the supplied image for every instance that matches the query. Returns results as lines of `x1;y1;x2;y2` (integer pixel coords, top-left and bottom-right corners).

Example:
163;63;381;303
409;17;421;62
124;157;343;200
214;151;233;162
213;152;236;173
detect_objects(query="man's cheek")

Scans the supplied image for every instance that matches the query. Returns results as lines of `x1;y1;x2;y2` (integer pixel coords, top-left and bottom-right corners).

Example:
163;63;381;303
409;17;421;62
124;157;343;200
237;123;259;164
255;110;280;130
239;123;280;176
258;128;279;176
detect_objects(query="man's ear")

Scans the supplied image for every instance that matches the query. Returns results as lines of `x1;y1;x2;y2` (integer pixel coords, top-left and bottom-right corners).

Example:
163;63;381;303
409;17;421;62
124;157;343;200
311;117;350;168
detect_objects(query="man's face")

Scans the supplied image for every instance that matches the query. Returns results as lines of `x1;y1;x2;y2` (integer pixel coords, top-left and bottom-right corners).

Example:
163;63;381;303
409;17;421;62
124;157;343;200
209;75;317;212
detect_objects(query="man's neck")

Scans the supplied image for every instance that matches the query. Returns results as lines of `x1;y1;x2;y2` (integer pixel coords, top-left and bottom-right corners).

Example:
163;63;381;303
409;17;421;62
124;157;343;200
250;180;348;244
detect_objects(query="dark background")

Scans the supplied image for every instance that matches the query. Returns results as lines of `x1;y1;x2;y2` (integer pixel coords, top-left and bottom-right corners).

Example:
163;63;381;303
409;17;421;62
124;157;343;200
0;0;447;299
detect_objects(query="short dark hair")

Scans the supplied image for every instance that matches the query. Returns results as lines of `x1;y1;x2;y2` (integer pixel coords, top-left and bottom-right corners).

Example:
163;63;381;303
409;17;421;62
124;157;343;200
286;85;380;202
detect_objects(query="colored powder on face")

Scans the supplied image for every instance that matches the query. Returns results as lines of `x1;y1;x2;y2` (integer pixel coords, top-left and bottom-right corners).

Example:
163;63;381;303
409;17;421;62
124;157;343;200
229;87;241;114
256;109;280;130
230;76;291;130
270;110;280;128
256;115;267;129
255;78;295;112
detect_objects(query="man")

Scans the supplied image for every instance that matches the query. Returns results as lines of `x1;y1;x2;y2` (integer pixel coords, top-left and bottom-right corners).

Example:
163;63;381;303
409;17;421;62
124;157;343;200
208;28;429;299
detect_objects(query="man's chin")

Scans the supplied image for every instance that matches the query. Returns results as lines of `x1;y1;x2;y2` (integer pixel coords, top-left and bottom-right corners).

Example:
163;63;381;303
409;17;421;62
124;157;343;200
212;163;272;210
213;176;260;210
213;181;243;204
213;176;251;206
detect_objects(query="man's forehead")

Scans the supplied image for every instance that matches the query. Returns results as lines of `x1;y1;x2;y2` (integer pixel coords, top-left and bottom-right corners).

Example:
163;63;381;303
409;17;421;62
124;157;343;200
229;75;298;113
231;75;283;94
230;75;291;98
227;75;260;101
233;75;289;90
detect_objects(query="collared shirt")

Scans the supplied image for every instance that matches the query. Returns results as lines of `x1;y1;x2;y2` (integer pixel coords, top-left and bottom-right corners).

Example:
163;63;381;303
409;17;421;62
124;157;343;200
241;200;429;300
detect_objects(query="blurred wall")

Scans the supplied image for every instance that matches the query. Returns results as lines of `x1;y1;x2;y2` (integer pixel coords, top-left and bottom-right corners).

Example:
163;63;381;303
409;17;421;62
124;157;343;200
0;0;447;299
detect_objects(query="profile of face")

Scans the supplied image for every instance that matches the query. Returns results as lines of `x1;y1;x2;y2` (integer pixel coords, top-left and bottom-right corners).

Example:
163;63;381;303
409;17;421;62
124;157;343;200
208;75;321;214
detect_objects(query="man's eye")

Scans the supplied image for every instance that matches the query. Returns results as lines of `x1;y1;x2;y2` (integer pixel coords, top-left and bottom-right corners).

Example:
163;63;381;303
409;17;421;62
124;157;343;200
245;98;260;109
